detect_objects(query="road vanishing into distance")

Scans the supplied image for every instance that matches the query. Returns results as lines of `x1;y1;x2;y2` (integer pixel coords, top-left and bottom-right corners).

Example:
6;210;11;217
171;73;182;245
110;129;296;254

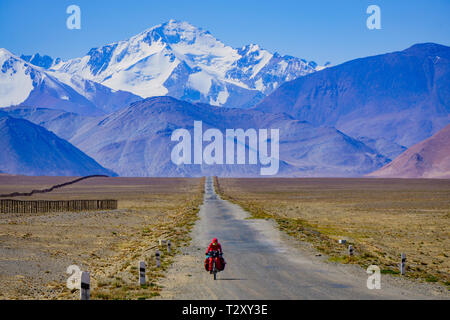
159;177;443;300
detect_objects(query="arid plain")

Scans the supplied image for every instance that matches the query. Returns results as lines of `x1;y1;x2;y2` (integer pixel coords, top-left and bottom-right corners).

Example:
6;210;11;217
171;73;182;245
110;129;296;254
0;176;204;299
216;178;450;286
0;176;448;299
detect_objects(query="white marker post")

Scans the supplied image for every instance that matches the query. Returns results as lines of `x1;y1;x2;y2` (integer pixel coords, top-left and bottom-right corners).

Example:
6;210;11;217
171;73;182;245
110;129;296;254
139;261;146;285
400;253;406;275
156;249;161;268
348;245;354;256
80;271;90;300
167;240;171;254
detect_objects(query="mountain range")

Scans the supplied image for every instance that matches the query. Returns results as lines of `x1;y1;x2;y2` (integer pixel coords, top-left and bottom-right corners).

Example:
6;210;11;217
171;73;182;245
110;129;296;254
4;97;387;177
31;20;319;109
256;43;450;148
0;20;448;178
2;106;89;141
0;48;140;115
0;112;115;176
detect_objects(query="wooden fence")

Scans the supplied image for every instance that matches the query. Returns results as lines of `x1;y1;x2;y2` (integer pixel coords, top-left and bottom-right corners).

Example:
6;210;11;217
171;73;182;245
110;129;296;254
0;199;118;214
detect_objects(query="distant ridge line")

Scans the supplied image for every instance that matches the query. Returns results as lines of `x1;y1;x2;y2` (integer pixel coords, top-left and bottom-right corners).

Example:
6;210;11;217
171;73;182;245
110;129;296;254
0;175;110;198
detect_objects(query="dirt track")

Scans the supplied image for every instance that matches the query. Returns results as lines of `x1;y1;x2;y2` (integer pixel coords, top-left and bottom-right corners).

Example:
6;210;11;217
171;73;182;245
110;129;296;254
158;177;449;300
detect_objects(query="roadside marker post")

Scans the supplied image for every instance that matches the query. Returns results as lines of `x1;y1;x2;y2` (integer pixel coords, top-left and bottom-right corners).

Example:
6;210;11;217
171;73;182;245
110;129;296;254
348;245;354;256
80;271;90;300
400;253;406;275
139;261;146;285
167;240;171;254
156;249;161;268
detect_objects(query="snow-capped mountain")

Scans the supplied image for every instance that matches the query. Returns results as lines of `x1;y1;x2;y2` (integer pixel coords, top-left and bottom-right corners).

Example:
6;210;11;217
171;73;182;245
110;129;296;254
0;48;141;115
50;20;320;108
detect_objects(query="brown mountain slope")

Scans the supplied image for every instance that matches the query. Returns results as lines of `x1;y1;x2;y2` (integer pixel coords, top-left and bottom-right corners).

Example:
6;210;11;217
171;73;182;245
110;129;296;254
368;124;450;178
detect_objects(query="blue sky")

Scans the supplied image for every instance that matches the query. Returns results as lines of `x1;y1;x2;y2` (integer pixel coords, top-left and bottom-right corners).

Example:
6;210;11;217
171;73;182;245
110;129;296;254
0;0;449;65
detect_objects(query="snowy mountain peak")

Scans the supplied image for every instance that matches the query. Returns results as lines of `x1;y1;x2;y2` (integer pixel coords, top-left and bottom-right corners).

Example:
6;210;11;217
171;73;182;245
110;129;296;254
0;48;13;57
152;19;209;39
0;49;36;108
48;20;321;108
0;50;139;115
140;20;215;45
242;43;262;52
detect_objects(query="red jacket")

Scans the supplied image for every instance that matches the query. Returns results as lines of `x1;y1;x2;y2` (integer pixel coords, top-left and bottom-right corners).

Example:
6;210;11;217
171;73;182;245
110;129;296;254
206;238;222;254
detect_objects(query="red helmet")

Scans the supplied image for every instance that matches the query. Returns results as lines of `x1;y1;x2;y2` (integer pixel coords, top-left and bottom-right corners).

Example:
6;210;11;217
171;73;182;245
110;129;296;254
212;238;218;243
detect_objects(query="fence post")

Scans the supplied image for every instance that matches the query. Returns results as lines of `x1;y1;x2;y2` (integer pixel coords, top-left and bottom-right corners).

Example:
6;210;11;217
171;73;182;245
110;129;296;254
348;245;354;256
156;249;161;268
139;261;146;285
80;271;90;300
400;253;406;275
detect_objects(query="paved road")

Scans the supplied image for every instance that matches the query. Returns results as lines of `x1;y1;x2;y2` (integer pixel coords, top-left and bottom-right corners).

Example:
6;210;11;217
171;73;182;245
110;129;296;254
159;177;444;300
